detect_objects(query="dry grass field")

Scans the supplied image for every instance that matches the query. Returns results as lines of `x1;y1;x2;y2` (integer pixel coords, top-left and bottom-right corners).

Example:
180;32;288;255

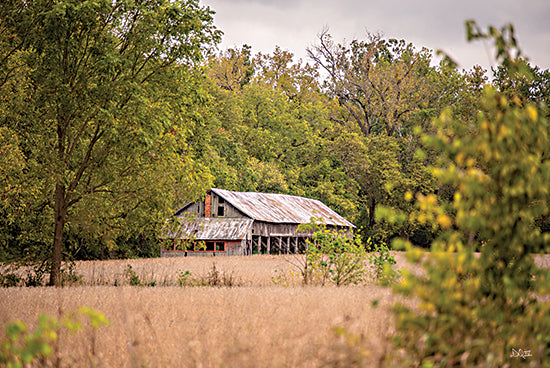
1;253;549;367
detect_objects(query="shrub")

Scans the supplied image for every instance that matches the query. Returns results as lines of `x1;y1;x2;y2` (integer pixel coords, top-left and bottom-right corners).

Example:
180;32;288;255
125;264;143;286
0;307;109;367
0;272;21;287
389;22;550;367
366;239;399;285
297;221;368;286
124;264;155;287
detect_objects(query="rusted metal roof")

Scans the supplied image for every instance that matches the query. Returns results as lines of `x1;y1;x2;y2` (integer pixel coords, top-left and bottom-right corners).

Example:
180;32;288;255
211;188;355;228
166;217;253;240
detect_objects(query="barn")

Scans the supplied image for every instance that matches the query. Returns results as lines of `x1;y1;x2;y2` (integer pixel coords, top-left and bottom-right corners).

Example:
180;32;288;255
161;188;355;257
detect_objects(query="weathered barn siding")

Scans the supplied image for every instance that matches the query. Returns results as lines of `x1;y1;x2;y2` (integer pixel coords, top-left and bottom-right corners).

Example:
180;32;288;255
182;202;204;217
175;192;246;219
211;192;245;218
252;222;301;237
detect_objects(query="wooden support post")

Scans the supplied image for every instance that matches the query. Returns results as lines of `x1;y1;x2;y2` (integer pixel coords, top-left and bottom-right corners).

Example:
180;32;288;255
286;237;290;254
258;235;262;254
294;237;298;254
278;237;282;255
267;237;271;255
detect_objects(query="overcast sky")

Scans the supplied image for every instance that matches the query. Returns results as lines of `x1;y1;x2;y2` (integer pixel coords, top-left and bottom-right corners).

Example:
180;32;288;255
200;0;550;72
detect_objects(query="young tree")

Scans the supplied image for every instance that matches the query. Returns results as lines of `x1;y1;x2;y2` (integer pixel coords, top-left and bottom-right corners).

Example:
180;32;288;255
0;0;221;285
391;22;550;366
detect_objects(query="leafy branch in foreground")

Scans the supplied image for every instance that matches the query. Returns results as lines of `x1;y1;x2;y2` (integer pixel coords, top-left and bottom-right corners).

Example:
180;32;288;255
0;307;109;367
389;21;550;367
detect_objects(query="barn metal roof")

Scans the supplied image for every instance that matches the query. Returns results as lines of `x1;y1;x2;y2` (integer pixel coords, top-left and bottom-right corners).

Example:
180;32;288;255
166;218;253;240
211;188;355;228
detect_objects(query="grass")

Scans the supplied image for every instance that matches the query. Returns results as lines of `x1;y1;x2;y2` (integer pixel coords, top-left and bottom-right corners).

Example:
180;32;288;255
1;253;549;367
0;285;404;367
73;255;295;286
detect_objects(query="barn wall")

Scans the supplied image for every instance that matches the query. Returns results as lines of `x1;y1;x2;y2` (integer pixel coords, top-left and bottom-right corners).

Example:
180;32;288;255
179;193;248;220
210;192;246;219
161;239;250;257
252;222;307;237
179;202;205;218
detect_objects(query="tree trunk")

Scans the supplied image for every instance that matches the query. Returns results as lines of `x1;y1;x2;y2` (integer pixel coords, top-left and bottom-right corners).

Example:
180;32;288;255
49;183;67;287
368;198;376;229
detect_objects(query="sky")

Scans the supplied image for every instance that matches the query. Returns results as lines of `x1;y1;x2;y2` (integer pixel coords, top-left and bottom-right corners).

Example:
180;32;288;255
200;0;550;72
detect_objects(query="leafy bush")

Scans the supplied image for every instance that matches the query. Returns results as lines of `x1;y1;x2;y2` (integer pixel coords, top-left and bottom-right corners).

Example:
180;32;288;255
366;239;399;285
125;264;144;286
389;22;550;367
177;270;193;286
0;272;21;287
296;221;368;286
0;307;109;367
124;265;155;287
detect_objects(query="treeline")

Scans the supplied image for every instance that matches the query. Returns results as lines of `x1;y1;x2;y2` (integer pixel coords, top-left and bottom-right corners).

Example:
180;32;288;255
1;1;549;285
199;34;550;246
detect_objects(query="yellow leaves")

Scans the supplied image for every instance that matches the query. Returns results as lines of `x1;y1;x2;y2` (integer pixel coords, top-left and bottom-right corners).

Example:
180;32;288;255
526;105;538;121
498;124;509;138
437;214;452;229
411;193;453;230
456;152;476;168
455;152;465;165
420;301;437;314
425;194;437;206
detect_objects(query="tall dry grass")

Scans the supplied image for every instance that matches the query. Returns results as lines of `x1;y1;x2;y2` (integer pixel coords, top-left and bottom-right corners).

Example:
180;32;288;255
0;255;413;367
73;255;297;286
2;253;549;367
0;285;404;367
71;252;427;287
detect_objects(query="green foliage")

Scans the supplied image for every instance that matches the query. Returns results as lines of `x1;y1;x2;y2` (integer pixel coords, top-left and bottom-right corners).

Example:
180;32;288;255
177;270;193;286
390;21;550;367
177;263;240;287
297;221;368;286
366;238;399;285
125;264;143;286
308;31;465;243
0;273;21;288
204;46;359;223
0;0;221;285
0;307;109;367
124;264;155;287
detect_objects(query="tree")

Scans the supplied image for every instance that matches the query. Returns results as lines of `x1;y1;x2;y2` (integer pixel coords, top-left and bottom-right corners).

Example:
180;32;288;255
308;31;442;137
308;31;487;243
0;0;221;286
206;45;254;91
493;62;550;117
